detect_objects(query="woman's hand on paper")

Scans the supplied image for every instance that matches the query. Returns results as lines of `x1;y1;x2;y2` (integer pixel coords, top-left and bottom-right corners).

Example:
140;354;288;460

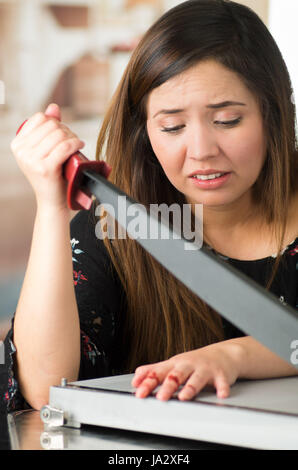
132;341;243;401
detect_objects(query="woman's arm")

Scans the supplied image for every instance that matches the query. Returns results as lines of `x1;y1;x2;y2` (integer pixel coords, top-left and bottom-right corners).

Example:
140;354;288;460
230;335;298;379
11;104;85;410
132;336;298;401
13;206;81;410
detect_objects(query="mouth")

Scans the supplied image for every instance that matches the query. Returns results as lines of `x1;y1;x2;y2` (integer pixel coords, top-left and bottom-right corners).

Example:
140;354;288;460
190;172;232;188
190;171;230;181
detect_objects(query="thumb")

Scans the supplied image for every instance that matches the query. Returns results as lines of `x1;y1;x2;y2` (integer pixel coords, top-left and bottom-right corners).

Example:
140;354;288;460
44;103;61;121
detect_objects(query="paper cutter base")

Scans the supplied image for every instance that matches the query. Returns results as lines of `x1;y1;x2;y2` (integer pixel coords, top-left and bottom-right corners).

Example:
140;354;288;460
41;374;298;450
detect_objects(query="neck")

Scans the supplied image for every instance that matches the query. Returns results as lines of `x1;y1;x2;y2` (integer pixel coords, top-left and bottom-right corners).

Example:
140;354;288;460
190;192;261;242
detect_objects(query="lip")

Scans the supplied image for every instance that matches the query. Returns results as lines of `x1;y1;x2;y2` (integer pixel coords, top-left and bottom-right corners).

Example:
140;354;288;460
190;172;232;189
188;169;229;177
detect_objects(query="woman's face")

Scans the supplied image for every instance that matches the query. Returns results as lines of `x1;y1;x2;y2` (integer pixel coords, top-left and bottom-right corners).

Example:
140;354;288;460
146;60;267;208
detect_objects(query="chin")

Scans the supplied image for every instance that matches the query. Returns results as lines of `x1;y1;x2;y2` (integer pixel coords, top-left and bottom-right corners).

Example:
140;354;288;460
186;193;230;207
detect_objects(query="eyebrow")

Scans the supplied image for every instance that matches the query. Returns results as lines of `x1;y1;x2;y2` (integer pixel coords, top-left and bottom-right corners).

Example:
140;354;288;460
153;101;246;118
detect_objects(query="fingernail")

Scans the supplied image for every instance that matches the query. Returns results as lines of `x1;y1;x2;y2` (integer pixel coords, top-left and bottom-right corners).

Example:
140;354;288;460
156;392;167;401
178;391;191;401
45;103;56;112
135;388;146;398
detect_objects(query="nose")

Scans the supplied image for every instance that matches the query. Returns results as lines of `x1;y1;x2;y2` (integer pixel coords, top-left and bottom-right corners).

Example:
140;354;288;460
186;123;220;161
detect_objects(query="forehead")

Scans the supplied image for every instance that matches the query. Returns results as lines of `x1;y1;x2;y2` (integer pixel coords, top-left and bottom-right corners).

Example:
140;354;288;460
147;60;256;112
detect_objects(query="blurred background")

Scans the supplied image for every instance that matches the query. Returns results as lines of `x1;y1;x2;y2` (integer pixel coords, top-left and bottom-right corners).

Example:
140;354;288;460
0;0;296;339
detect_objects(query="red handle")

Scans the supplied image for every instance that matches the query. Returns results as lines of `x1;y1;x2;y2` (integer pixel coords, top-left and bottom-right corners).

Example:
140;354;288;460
16;120;112;210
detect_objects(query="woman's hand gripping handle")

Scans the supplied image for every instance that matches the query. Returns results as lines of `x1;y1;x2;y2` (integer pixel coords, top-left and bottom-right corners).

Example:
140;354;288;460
14;103;111;211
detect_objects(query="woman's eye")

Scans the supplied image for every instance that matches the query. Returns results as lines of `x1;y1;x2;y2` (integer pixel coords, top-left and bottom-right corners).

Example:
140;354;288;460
161;125;185;134
214;117;242;127
160;118;241;134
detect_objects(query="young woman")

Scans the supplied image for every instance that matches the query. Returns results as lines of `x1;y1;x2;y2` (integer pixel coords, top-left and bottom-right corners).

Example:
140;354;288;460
2;0;298;411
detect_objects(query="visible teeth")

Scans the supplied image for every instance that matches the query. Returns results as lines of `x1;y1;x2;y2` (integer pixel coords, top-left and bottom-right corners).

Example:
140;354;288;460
193;173;224;181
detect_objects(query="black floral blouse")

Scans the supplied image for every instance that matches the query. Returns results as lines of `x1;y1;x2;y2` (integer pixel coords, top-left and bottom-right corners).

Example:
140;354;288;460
1;206;297;412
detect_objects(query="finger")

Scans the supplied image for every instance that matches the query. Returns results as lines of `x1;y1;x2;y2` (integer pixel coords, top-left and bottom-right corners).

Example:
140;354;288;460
135;370;162;398
156;366;193;401
45;103;61;122
131;366;152;388
44;136;85;167
178;371;210;401
213;374;230;399
32;137;85;181
21;119;63;150
31;130;84;162
15;112;47;139
134;362;174;399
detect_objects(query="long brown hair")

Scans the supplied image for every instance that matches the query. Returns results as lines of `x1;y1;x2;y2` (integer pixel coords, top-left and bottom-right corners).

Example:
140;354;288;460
95;0;298;372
